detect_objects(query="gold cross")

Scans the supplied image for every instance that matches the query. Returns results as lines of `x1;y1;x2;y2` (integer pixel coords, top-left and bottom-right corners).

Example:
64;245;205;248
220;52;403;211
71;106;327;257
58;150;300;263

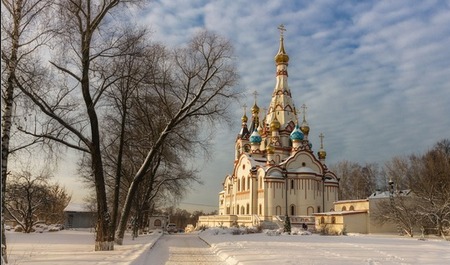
301;104;307;121
319;133;324;148
278;24;286;37
253;90;258;103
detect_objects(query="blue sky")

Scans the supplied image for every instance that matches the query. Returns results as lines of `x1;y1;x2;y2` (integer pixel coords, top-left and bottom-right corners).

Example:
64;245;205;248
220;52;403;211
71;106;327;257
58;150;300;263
46;0;449;211
126;0;450;211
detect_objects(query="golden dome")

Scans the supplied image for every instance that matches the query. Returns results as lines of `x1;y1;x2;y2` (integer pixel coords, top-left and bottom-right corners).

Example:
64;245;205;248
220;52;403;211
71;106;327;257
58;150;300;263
242;114;248;123
270;116;281;131
251;102;260;114
274;36;289;64
300;122;309;135
318;149;327;160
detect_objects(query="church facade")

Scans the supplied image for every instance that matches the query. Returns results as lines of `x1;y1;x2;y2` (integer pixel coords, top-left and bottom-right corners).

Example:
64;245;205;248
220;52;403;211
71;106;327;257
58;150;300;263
199;27;339;228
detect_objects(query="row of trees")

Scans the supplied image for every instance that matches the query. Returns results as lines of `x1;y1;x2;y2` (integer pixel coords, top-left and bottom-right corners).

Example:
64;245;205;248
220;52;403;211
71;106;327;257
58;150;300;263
333;139;450;239
2;0;239;261
4;171;71;233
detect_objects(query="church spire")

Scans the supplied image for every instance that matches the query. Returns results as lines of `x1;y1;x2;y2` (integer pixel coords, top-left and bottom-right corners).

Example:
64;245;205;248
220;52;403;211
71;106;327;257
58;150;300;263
238;104;250;140
265;25;298;134
249;91;260;133
274;24;289;65
318;132;327;161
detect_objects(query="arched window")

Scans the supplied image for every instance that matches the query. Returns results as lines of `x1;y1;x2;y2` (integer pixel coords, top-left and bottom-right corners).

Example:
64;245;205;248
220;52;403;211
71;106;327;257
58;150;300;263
247;177;250;189
259;204;262;215
290;205;295;216
342;206;347;211
246;203;250;214
276;206;282;215
307;206;314;215
242;178;245;190
236;204;239;215
154;219;162;227
226;207;230;214
331;217;336;224
320;217;325;224
241;206;245;214
349;205;355;211
237;180;240;191
290;179;295;189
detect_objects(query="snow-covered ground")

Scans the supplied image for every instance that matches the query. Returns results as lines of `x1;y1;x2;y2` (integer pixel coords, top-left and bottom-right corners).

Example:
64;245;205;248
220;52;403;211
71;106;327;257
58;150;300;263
4;228;450;264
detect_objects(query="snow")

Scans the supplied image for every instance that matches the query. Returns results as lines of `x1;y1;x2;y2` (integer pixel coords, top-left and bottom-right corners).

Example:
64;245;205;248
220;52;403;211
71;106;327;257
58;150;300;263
4;228;450;264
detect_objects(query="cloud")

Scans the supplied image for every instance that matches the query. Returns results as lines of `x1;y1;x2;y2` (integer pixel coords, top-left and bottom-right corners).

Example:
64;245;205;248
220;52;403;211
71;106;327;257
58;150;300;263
130;0;450;209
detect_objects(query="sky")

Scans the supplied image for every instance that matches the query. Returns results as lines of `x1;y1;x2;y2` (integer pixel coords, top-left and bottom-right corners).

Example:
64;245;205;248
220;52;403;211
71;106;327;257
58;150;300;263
50;0;450;212
125;0;450;211
5;228;450;264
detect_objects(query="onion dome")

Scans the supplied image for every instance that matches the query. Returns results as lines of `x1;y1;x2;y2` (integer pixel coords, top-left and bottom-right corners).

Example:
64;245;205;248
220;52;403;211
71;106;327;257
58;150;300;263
318;149;327;160
274;33;289;64
242;113;248;123
300;120;310;135
290;125;304;141
270;116;281;131
250;129;262;143
251;102;260;114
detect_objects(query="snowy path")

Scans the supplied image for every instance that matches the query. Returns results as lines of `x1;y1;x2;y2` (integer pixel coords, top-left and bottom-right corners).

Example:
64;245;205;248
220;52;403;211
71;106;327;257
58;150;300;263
135;233;227;265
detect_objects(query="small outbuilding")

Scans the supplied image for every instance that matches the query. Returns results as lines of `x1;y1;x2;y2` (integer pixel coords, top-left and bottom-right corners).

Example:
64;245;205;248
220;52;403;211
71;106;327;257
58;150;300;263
63;202;96;229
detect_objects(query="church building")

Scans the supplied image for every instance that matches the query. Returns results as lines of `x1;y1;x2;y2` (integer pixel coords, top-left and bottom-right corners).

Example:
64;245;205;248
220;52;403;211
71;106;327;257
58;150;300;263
199;26;339;228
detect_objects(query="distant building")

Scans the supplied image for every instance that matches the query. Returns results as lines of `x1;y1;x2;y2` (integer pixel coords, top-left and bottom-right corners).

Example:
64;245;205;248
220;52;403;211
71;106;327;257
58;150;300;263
147;216;169;231
63;202;96;229
198;26;339;229
314;190;416;234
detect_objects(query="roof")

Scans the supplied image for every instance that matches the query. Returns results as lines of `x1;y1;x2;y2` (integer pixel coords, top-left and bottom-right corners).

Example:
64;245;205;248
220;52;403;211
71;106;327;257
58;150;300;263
63;202;95;213
314;210;368;216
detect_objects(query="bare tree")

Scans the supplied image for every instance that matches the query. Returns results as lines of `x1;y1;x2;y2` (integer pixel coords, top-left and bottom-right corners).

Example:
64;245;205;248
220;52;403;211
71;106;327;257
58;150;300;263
10;1;151;251
373;188;419;237
115;30;239;244
5;171;50;233
407;140;450;239
331;161;379;200
1;0;54;261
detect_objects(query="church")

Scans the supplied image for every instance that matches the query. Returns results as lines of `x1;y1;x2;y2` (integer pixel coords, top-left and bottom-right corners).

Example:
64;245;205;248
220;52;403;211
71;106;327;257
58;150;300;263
199;26;339;228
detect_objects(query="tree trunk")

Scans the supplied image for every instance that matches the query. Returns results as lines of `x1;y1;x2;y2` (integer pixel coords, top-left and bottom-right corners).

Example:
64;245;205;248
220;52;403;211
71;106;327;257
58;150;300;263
115;178;140;245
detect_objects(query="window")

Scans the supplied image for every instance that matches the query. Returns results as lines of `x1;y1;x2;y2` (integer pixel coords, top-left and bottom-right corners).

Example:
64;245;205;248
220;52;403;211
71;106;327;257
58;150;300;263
307;206;314;215
331;217;336;224
349;206;354;211
276;206;281;215
242;178;245;190
241;206;245;214
246;203;250;214
320;217;325;224
290;205;295;216
290;179;294;189
342;206;347;211
259;204;262;215
154;219;162;227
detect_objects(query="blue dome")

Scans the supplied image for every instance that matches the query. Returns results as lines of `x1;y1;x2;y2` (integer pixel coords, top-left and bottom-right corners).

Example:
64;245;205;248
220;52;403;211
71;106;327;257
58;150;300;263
250;130;262;143
290;125;304;141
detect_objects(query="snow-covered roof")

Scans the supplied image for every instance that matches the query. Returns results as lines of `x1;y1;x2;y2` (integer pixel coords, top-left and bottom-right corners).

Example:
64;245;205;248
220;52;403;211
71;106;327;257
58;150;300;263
63;202;95;212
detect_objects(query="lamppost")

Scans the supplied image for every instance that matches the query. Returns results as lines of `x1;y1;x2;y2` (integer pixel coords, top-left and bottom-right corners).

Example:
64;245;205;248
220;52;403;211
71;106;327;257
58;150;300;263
283;167;291;233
